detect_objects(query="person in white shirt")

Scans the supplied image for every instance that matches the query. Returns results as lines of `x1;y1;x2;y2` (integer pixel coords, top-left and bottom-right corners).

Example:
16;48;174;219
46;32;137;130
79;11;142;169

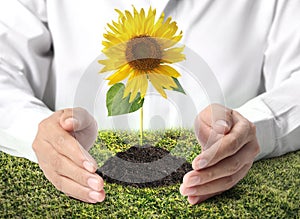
0;0;299;205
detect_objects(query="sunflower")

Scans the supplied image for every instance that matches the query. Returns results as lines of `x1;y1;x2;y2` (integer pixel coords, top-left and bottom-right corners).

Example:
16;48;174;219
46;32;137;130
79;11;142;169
98;7;185;102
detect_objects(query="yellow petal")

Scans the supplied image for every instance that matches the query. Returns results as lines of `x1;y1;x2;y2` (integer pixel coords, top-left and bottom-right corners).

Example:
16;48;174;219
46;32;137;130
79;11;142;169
106;64;132;84
148;73;167;98
107;23;119;34
157;34;183;49
123;72;148;102
137;73;148;99
154;17;172;37
129;76;140;102
103;33;124;45
139;8;146;33
115;9;125;21
161;21;178;39
123;78;133;99
155;65;181;78
124;72;139;102
98;59;127;73
157;73;177;90
162;47;185;63
144;7;156;34
152;12;165;35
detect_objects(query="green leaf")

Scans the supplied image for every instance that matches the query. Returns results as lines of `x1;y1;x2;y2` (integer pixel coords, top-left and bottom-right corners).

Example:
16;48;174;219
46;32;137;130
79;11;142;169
106;83;144;116
170;78;186;95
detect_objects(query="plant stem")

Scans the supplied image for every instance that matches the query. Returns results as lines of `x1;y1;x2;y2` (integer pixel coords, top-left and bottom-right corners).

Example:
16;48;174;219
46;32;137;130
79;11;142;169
139;106;143;146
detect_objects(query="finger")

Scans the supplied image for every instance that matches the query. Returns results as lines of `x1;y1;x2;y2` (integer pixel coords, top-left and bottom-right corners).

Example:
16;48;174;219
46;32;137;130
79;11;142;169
186;141;258;187
196;122;225;150
194;117;211;147
59;108;98;150
60;108;97;133
180;163;252;197
43;170;105;203
194;104;233;150
193;111;255;169
38;121;98;173
54;154;104;191
187;192;222;205
195;104;233;135
34;138;103;191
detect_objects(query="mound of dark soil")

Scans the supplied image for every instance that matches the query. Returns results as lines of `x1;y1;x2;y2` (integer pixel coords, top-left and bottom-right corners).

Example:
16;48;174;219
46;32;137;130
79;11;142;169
96;145;192;188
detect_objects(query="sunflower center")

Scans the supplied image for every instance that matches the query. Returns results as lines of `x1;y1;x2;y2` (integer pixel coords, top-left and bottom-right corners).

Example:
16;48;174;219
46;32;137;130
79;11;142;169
126;35;162;71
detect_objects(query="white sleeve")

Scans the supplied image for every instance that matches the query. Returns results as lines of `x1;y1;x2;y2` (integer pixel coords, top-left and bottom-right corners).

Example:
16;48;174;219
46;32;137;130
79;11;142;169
235;0;300;160
0;0;53;162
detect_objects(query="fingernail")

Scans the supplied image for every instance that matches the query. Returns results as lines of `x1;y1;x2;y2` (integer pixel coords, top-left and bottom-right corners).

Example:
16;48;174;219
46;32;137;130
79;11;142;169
89;191;103;202
188;196;201;205
65;118;77;126
215;120;228;128
184;188;197;196
87;178;100;191
189;176;201;186
82;148;98;165
87;199;97;204
198;159;207;169
83;161;95;172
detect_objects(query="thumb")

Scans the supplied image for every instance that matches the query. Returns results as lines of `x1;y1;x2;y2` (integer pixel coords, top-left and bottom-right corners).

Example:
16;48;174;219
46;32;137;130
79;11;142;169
60;117;79;132
59;108;98;150
202;104;233;135
59;108;96;132
212;119;231;135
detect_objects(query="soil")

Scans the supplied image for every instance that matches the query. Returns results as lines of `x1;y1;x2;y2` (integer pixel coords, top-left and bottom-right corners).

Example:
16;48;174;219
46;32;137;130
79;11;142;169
96;144;192;188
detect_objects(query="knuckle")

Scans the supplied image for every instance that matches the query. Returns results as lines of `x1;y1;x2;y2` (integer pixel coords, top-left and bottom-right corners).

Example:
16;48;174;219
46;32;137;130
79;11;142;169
197;127;208;146
225;109;233;120
76;107;88;114
241;119;250;131
60;108;73;118
43;170;63;192
253;142;260;156
38;119;47;131
53;178;63;192
251;123;257;136
245;123;252;137
74;172;88;186
245;163;253;171
38;116;58;133
56;135;65;145
32;141;39;152
204;170;214;180
255;146;260;155
55;135;66;152
228;158;240;174
224;175;235;190
62;108;72;114
54;110;65;120
227;134;240;152
50;156;62;170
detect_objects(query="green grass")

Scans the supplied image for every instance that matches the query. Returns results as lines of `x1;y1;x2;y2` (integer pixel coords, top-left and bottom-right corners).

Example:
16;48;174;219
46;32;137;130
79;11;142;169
1;130;299;218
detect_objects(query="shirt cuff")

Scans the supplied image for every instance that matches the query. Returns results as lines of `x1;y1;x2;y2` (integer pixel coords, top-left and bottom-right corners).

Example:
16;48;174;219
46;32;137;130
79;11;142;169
0;107;53;163
234;97;277;161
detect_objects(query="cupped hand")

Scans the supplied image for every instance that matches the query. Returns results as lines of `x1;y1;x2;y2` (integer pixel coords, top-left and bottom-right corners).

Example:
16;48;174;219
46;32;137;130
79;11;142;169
32;107;105;203
180;104;260;205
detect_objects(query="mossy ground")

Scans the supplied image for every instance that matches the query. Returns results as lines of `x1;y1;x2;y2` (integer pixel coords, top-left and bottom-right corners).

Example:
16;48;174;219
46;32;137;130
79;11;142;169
1;130;299;218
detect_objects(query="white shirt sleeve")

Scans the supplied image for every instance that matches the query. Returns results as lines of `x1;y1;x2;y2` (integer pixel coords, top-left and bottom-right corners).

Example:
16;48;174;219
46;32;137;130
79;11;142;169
235;0;300;160
0;0;53;162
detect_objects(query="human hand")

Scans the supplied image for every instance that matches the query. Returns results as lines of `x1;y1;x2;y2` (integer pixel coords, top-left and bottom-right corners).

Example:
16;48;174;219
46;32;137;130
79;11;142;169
180;104;260;205
32;108;105;203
